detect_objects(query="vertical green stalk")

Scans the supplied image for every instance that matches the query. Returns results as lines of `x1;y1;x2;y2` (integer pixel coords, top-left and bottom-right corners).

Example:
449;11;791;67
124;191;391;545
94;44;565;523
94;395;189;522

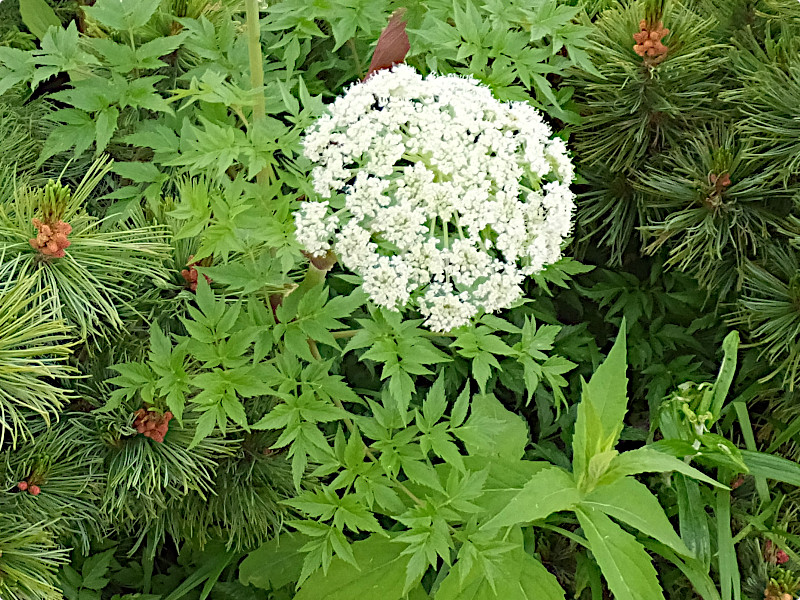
245;0;268;184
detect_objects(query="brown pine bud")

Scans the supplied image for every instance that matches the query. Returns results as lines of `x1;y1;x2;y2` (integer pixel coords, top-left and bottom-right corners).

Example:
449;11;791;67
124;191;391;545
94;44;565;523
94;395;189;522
17;481;28;491
29;485;41;496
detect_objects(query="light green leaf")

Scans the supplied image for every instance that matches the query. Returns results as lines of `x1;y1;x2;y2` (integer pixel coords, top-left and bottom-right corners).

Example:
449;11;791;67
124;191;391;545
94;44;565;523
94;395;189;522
599;447;724;489
294;535;414;600
454;394;528;460
573;320;627;481
239;533;308;590
582;477;691;556
436;546;565;600
741;450;800;486
716;486;741;600
83;0;161;32
576;507;665;600
710;331;739;420
584;319;628;439
483;466;578;530
642;541;721;600
19;0;61;39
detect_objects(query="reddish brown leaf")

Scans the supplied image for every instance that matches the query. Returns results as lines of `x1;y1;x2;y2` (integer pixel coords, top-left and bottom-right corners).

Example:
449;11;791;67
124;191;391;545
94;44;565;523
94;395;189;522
365;9;410;80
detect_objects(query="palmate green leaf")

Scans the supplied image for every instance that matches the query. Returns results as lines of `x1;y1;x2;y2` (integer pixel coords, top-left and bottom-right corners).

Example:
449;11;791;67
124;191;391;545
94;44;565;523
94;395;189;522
35;22;100;84
294;535;415;600
582;478;691;556
483;466;579;530
576;507;665;600
80;549;114;590
452;326;513;393
0;47;37;96
512;317;576;406
39;118;95;163
107;362;157;409
394;507;453;592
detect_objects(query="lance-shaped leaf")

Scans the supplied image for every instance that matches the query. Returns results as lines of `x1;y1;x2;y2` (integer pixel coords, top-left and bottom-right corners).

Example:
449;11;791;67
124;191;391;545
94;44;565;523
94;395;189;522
582;477;691;556
577;507;665;600
365;9;410;79
598;446;725;489
482;467;579;530
573;320;628;482
709;330;739;421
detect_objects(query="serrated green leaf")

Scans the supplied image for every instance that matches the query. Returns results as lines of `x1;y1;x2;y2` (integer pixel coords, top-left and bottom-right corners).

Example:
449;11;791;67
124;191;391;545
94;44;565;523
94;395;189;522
576;507;665;600
483;466;578;530
81;549;115;590
582;477;691;556
599;447;724;489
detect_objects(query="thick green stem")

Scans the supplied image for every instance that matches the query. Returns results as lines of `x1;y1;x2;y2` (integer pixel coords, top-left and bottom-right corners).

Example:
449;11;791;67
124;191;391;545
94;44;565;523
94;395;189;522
244;0;268;184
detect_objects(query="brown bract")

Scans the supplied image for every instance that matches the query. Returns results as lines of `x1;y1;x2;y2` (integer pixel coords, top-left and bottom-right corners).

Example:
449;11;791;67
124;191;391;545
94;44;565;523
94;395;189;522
181;255;212;292
633;19;669;64
29;218;72;258
364;9;410;80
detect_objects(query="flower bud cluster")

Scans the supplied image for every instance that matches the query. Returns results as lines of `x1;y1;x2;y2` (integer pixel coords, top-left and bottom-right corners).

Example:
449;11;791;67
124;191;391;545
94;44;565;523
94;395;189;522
30;218;72;258
295;65;575;331
134;408;174;443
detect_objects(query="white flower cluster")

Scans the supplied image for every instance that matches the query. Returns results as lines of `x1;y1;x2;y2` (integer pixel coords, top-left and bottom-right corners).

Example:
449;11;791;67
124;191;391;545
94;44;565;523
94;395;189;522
296;65;575;332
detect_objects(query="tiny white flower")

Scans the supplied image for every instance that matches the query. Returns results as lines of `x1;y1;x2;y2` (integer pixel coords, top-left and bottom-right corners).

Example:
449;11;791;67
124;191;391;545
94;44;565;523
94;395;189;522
295;65;576;331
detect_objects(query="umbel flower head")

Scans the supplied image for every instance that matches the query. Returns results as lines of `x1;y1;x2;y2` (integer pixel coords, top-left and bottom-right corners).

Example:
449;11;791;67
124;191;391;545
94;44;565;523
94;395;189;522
295;65;575;331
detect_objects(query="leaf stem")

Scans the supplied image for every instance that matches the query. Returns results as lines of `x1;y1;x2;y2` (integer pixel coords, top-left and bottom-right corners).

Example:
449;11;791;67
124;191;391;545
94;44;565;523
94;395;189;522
347;38;363;79
332;329;359;339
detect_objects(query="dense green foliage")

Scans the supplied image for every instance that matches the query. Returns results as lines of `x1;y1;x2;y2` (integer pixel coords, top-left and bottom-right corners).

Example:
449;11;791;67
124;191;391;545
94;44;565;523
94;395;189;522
2;0;800;599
